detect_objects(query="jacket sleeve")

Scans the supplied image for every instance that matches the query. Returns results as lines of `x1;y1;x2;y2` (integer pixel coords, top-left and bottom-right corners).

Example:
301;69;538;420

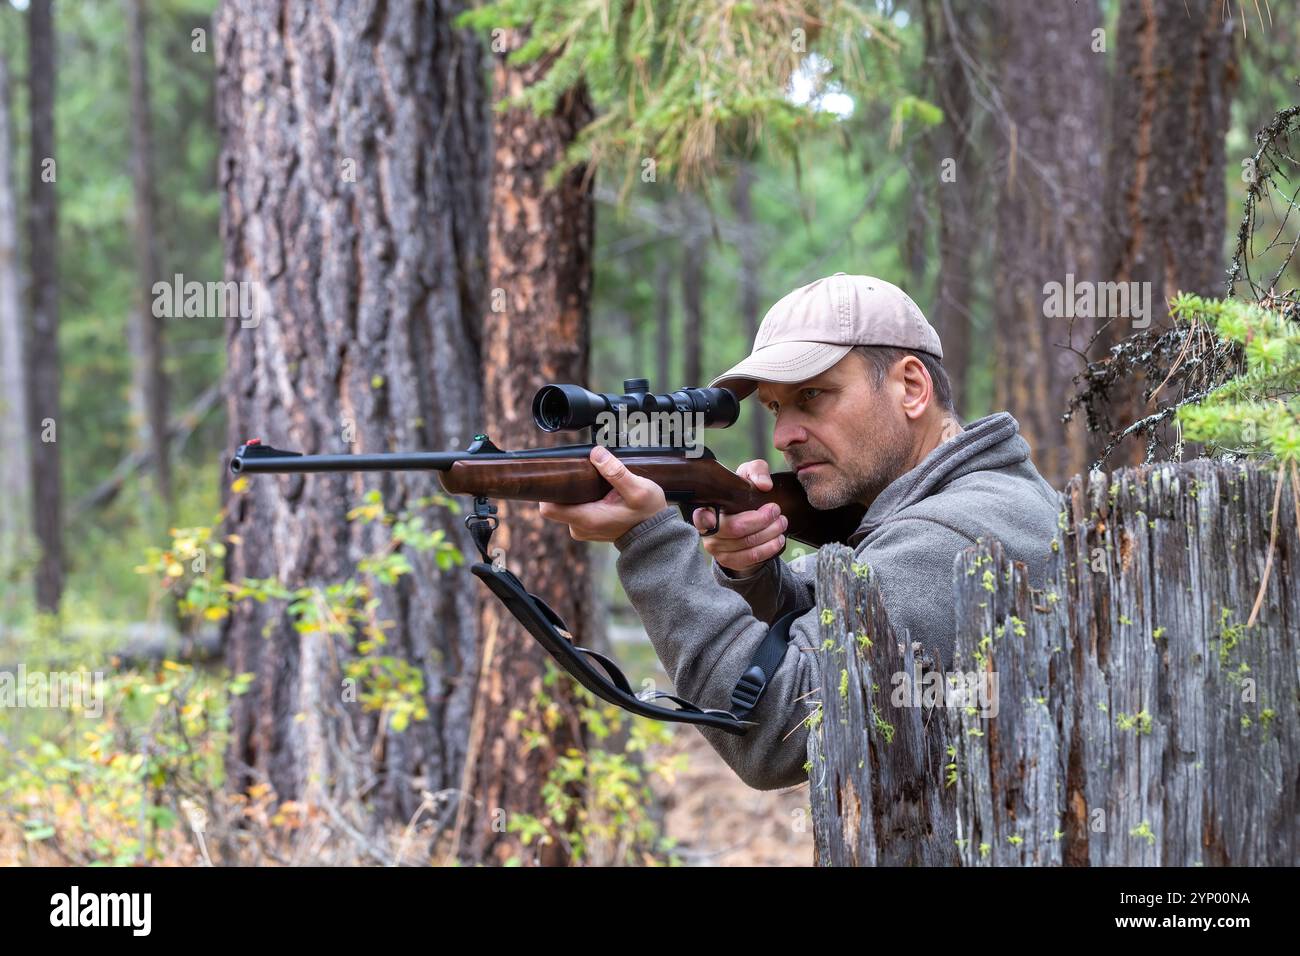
709;550;817;625
614;507;824;791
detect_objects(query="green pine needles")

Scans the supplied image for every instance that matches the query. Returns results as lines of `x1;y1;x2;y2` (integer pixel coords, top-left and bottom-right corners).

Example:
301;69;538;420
1173;293;1300;463
458;0;904;190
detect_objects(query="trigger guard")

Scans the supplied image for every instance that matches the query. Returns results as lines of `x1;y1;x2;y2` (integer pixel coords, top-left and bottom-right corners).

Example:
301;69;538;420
698;504;721;537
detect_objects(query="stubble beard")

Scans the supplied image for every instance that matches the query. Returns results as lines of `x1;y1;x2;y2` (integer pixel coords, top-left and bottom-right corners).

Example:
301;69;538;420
797;417;913;510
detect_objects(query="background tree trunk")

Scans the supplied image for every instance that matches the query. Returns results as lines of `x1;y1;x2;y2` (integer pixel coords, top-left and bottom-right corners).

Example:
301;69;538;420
216;0;489;824
454;30;596;865
0;56;30;605
26;0;63;614
1099;0;1237;465
681;196;706;388
655;255;672;391
125;0;172;518
991;0;1104;487
922;0;978;417
731;160;769;462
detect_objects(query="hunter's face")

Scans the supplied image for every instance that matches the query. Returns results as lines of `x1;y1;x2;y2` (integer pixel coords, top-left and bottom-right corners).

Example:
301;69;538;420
756;353;913;510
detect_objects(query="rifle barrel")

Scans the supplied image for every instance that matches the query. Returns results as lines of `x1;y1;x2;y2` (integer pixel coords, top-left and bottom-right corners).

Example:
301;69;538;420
230;448;464;475
228;440;700;476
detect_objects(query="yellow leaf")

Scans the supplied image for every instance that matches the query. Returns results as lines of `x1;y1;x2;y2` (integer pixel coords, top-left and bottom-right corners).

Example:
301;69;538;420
166;562;185;578
203;606;229;621
162;660;185;671
231;476;250;494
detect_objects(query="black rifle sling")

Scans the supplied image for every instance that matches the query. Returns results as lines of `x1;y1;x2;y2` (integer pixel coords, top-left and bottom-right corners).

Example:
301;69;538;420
464;498;804;736
727;606;806;721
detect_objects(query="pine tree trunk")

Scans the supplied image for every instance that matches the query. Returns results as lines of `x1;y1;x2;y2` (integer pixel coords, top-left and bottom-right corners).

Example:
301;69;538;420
0;56;30;602
454;30;596;867
26;0;63;614
992;0;1105;487
215;0;489;824
1099;0;1236;465
125;0;172;518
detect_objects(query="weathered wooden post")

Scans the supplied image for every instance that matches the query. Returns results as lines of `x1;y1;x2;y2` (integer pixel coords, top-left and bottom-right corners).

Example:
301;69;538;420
806;544;957;866
809;459;1299;866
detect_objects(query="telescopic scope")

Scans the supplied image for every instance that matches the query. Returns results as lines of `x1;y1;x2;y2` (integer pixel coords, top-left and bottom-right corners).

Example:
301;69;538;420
531;378;740;432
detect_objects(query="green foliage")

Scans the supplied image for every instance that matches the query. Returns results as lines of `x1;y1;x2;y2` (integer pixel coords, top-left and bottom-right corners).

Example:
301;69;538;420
2;483;467;862
220;486;462;733
0;660;239;865
4;479;691;865
505;670;687;866
459;0;907;189
1173;294;1300;462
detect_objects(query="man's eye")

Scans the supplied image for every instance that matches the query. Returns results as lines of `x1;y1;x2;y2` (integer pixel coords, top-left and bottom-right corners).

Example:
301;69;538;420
800;388;821;403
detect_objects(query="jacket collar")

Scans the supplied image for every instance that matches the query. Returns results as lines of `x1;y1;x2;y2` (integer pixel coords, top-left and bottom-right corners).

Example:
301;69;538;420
847;412;1026;547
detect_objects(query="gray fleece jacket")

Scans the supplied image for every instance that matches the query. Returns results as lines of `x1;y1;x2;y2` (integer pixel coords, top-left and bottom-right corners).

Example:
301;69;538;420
612;412;1062;791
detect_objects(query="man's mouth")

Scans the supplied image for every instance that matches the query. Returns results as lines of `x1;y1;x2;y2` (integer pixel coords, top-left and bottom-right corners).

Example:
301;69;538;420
794;461;825;475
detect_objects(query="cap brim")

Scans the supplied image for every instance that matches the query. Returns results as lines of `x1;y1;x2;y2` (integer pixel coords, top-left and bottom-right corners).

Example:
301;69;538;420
708;342;854;400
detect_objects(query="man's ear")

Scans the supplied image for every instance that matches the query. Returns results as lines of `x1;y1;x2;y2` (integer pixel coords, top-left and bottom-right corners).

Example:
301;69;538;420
896;356;932;421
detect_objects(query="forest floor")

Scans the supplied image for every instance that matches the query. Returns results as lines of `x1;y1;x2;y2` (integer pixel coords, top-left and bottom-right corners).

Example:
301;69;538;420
652;728;813;867
607;609;814;867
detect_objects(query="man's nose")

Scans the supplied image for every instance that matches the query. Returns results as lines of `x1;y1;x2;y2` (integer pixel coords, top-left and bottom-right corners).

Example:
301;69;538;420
773;415;807;453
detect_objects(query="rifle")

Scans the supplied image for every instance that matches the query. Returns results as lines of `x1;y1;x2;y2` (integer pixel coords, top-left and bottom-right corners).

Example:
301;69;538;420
229;379;864;735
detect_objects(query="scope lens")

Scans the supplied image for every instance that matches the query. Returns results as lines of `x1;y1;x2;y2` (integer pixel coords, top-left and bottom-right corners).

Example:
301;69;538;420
532;386;571;431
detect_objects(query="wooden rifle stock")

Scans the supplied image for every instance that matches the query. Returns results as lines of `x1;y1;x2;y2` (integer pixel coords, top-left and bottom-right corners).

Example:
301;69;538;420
442;453;862;547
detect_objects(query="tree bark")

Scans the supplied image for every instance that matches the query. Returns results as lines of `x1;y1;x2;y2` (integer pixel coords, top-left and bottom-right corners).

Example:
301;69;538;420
0;56;30;600
992;0;1105;487
1099;0;1236;465
454;29;596;867
216;0;489;824
125;0;172;517
26;0;63;614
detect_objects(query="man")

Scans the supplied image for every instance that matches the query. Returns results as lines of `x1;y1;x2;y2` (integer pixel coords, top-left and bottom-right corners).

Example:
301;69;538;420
539;273;1061;790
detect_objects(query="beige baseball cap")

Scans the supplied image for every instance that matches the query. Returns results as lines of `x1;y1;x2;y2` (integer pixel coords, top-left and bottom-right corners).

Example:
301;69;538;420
709;273;943;400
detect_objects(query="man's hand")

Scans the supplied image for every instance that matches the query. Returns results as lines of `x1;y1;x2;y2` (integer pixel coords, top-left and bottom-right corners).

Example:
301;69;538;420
538;446;669;542
693;459;788;576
